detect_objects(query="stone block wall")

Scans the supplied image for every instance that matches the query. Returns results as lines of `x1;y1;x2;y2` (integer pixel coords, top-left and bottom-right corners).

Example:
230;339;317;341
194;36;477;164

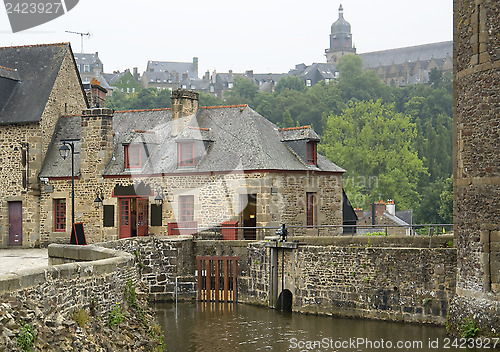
452;0;500;337
0;244;136;316
44;169;342;244
242;237;457;325
100;236;197;301
0;47;87;249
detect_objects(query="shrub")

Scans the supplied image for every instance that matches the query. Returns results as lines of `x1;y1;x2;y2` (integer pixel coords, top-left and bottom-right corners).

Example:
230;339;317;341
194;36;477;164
16;322;36;352
460;318;479;338
106;304;124;327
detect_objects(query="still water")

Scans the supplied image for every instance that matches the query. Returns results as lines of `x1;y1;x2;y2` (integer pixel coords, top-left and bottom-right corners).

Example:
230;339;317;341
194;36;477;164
154;302;487;352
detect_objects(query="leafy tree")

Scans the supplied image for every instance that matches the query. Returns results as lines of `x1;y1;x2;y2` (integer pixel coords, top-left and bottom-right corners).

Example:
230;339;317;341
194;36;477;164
336;55;395;103
320;100;427;210
225;76;259;104
199;92;224;107
274;76;306;94
438;176;453;224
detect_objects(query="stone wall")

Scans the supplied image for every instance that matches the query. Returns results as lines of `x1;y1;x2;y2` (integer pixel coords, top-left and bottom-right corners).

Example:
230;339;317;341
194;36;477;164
41;169;342;244
0;47;87;249
243;236;457;325
0;244;136;315
452;0;500;337
99;236;197;301
0;244;165;351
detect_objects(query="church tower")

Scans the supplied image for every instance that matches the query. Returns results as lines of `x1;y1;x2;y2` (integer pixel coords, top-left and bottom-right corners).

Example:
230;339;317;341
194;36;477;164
325;4;356;64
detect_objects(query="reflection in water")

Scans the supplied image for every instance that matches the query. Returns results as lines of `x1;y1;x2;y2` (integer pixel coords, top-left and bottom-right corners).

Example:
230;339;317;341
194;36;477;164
154;302;479;352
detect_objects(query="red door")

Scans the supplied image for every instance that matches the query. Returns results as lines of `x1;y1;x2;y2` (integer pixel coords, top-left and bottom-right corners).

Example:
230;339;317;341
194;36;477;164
137;199;149;236
9;201;22;246
119;198;131;239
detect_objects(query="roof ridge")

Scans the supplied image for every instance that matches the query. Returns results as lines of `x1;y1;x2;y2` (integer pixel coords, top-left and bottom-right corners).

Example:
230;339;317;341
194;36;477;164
279;125;311;131
0;42;70;50
199;104;247;110
0;65;16;72
115;108;172;113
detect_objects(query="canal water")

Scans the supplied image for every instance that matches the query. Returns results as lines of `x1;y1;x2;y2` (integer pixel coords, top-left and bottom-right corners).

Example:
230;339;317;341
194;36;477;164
154;302;486;352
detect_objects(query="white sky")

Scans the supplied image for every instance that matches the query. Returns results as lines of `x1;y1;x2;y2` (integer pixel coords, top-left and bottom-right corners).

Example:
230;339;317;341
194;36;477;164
0;0;453;75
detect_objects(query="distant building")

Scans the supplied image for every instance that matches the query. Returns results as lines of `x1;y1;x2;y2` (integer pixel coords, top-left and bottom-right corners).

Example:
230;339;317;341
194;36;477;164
288;63;338;87
288;4;453;88
325;4;357;65
355;200;413;236
359;42;453;86
141;57;199;90
74;52;112;90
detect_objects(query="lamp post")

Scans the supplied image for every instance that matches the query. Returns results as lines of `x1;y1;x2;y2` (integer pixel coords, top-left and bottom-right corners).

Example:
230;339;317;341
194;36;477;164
59;142;75;226
94;187;104;209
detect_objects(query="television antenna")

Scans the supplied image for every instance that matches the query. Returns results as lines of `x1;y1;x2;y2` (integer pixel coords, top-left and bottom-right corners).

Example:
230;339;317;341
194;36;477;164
65;31;91;53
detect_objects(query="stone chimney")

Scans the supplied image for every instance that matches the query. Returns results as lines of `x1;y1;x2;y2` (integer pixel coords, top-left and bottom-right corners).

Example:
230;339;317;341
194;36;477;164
84;79;107;108
354;207;365;220
133;67;139;80
182;72;188;81
386;199;395;216
370;200;386;217
171;89;199;135
79;107;114;241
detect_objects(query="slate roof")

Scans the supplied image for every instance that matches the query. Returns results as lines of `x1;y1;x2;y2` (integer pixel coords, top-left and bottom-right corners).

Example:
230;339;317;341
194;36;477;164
39;114;83;178
146;60;198;79
0;43;71;124
40;105;344;177
74;53;101;66
359;41;452;69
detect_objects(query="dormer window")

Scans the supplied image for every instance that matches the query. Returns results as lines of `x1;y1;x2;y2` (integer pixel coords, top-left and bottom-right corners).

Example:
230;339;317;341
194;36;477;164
125;144;145;169
306;141;317;165
178;142;195;167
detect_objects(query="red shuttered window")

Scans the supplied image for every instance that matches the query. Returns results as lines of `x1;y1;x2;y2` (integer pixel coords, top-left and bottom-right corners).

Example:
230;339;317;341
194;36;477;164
54;199;66;232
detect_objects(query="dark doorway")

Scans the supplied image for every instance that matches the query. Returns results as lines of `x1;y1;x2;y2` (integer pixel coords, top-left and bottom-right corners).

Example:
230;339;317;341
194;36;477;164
8;201;22;246
276;289;293;312
241;194;257;240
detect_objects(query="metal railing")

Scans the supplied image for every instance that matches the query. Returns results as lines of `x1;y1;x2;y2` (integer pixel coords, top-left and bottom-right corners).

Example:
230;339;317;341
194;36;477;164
171;223;453;240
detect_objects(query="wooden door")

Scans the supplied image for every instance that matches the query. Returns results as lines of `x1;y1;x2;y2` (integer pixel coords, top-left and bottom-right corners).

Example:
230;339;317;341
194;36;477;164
119;198;131;238
8;201;22;246
137;198;149;236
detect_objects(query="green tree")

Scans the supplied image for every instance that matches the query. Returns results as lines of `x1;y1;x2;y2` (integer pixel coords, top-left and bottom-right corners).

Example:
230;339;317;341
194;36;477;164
320;100;427;210
274;76;306;94
199;92;224;107
336;55;395;103
225;76;259;104
438;176;453;224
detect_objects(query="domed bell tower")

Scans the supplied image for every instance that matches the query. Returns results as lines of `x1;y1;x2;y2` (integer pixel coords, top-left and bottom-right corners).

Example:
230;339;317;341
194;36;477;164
325;4;356;64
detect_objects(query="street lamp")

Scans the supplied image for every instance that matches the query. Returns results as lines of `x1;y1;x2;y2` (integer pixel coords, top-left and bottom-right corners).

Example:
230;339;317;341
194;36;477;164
154;188;164;206
59;141;75;226
94;187;104;209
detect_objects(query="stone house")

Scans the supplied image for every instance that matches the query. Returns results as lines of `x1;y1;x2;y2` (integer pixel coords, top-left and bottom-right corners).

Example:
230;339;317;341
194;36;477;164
35;88;345;245
355;200;413;236
0;43;88;248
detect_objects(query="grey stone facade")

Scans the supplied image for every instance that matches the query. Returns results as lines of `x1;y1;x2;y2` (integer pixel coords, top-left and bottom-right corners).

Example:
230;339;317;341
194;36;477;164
450;0;500;337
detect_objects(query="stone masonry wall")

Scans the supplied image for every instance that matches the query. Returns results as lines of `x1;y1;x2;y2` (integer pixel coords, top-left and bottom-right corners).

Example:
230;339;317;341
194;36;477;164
452;0;500;337
0;47;87;249
100;236;197;301
42;170;342;244
243;236;456;325
0;244;136;316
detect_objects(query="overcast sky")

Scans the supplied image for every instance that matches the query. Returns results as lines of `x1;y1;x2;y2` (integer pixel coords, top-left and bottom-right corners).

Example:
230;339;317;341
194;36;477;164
0;0;453;75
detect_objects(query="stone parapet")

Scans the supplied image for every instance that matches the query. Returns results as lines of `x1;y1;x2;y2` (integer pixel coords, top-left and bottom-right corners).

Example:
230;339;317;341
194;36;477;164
0;244;136;315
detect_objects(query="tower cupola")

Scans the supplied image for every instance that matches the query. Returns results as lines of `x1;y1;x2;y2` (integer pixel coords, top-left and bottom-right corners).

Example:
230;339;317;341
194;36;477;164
325;4;356;64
